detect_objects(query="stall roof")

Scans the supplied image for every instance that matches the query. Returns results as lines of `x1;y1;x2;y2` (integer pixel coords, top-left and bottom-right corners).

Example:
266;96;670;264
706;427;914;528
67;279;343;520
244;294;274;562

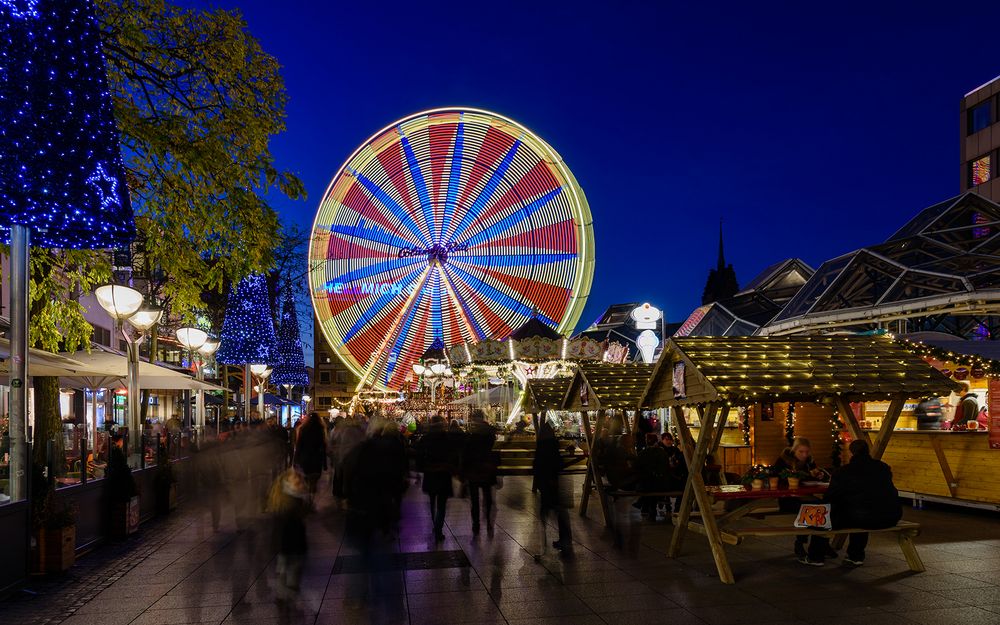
642;335;962;407
523;377;573;412
563;362;654;410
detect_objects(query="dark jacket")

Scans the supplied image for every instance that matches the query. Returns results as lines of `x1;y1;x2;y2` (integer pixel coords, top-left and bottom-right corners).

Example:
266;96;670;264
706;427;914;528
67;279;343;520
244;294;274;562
636;445;670;491
415;429;454;496
462;421;498;485
294;420;328;475
826;454;902;530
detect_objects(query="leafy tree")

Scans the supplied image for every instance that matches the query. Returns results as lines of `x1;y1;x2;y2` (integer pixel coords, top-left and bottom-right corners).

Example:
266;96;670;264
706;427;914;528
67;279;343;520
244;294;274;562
28;0;304;468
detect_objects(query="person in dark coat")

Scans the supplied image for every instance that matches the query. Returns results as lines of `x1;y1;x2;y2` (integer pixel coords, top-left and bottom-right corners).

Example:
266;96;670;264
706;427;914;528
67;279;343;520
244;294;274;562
293;412;328;497
462;410;499;536
415;416;454;541
635;433;670;516
801;439;903;566
534;421;572;555
269;468;310;601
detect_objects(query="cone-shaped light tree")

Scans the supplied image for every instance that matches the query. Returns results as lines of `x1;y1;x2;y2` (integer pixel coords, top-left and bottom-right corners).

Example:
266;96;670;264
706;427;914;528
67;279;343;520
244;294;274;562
217;275;277;420
271;285;309;388
2;0;136;496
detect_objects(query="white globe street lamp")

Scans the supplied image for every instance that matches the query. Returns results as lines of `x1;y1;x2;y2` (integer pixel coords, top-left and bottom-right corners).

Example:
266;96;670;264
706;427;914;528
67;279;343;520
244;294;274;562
96;284;161;465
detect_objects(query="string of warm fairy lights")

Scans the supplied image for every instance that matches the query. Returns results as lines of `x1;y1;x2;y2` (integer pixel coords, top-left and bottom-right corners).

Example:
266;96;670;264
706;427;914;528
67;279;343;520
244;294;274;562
894;337;1000;377
784;401;796;446
829;402;844;468
740;406;751;445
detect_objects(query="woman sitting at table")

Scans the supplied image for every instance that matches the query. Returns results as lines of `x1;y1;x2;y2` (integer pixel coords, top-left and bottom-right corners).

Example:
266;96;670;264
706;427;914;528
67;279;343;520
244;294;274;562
773;437;830;558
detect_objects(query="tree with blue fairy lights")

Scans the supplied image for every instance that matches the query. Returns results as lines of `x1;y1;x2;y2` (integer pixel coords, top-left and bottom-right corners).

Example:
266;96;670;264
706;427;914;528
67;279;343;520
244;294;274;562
270;284;310;389
216;274;277;366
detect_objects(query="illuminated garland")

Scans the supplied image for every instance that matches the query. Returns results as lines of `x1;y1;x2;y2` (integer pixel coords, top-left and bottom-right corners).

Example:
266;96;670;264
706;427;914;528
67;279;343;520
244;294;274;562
894;338;1000;376
741;406;750;445
785;402;796;446
829;402;844;468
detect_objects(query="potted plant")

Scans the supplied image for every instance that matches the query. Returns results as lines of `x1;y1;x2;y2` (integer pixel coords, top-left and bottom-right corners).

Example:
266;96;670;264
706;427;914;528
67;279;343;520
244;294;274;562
741;464;770;490
105;439;139;538
780;469;807;490
767;468;781;491
30;465;76;574
153;443;177;515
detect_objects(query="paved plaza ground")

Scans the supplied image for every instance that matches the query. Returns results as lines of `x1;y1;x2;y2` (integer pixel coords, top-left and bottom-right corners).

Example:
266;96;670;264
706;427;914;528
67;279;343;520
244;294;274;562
4;474;1000;625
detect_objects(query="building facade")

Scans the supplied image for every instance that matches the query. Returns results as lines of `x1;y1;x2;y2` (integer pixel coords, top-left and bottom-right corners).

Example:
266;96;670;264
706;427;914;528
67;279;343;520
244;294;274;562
961;75;1000;201
312;318;359;413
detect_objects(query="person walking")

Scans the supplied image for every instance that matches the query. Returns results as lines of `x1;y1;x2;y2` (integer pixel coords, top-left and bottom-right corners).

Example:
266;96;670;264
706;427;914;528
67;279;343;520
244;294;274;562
801;439;903;567
415;415;454;541
293;412;328;498
534;421;572;556
462;410;499;537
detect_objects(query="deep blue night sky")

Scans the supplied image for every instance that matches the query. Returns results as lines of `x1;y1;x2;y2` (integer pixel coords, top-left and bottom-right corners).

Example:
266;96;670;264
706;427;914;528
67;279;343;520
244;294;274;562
193;0;1000;339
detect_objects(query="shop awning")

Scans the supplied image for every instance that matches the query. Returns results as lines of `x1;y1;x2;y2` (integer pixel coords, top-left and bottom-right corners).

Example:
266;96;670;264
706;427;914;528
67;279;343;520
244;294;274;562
55;349;226;391
0;339;107;378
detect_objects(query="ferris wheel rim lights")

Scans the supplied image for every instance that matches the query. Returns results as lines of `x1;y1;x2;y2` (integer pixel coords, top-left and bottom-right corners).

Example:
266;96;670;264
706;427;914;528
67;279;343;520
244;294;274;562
309;107;595;391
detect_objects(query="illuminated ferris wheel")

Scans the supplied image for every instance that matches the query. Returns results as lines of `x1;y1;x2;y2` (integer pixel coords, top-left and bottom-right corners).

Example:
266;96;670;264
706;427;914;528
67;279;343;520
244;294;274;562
309;108;595;390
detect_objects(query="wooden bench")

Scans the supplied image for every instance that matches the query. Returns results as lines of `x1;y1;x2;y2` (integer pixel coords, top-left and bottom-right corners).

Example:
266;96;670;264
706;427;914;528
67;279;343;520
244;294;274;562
688;520;924;571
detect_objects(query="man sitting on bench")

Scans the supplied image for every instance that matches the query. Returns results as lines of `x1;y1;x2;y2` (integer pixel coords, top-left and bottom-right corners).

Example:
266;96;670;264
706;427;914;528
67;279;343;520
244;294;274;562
801;439;903;567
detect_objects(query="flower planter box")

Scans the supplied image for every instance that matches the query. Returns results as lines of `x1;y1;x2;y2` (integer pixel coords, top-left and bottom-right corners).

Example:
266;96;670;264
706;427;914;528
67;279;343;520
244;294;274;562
32;525;76;574
112;496;140;538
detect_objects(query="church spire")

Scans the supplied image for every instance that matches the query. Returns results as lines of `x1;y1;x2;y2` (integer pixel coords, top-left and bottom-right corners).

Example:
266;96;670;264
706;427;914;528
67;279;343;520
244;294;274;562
717;219;726;270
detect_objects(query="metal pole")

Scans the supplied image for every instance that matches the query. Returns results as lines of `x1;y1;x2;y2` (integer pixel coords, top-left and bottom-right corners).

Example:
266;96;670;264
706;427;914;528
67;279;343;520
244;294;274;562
128;335;141;465
243;363;251;422
9;225;29;501
257;376;265;421
195;356;205;436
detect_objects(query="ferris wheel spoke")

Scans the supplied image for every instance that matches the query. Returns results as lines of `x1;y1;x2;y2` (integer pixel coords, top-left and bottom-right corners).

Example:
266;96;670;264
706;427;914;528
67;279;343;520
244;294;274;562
460;187;563;247
330;255;425;285
448;139;521;242
438;265;487;340
382;286;428;385
445;263;556;326
343;265;426;343
328;222;413;251
400;134;435;243
440;122;465;243
354;170;430;246
452;253;576;269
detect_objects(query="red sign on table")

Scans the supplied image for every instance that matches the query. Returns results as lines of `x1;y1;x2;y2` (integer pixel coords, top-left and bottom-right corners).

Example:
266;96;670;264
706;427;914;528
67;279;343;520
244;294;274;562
988;379;1000;450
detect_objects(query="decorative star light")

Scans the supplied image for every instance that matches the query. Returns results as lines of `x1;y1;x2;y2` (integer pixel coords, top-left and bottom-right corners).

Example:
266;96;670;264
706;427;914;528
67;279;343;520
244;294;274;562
85;163;119;211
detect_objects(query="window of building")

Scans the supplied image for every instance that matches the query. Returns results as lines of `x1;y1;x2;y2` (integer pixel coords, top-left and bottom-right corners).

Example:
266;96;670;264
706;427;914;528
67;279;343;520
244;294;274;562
971;154;992;186
319;371;331;384
318;396;332;407
968;100;993;134
336;370;348;384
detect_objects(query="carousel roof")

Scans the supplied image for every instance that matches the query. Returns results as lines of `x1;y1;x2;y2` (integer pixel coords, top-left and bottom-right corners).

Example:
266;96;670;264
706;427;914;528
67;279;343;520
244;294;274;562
642;335;962;407
508;317;563;341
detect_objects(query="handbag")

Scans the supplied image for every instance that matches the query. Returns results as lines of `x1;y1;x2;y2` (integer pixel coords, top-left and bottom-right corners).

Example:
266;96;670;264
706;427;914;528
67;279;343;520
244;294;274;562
794;503;832;529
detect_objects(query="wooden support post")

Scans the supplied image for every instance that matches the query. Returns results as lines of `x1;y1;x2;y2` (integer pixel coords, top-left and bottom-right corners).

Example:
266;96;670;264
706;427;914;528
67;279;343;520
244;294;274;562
579;410;595;515
580;410;613;525
929;435;958;498
836;396;871;449
710;406;729;484
898;532;926;572
673;403;735;583
872;396;905;460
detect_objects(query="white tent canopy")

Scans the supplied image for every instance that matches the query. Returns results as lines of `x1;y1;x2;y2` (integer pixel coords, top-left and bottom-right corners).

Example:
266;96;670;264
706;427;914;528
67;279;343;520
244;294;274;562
55;350;225;391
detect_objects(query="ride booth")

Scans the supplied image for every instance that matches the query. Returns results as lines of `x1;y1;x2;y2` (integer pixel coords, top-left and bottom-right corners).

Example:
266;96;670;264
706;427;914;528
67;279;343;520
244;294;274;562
639;336;960;584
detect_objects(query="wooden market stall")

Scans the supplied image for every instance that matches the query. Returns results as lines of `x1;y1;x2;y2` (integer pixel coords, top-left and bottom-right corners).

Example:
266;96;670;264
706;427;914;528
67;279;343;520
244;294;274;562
640;335;961;584
498;377;585;476
561;362;654;525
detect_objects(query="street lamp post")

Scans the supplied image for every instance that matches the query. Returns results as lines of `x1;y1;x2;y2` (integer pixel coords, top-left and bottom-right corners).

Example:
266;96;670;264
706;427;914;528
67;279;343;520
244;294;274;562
176;327;215;437
251;364;272;421
96;284;162;465
198;339;219;435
